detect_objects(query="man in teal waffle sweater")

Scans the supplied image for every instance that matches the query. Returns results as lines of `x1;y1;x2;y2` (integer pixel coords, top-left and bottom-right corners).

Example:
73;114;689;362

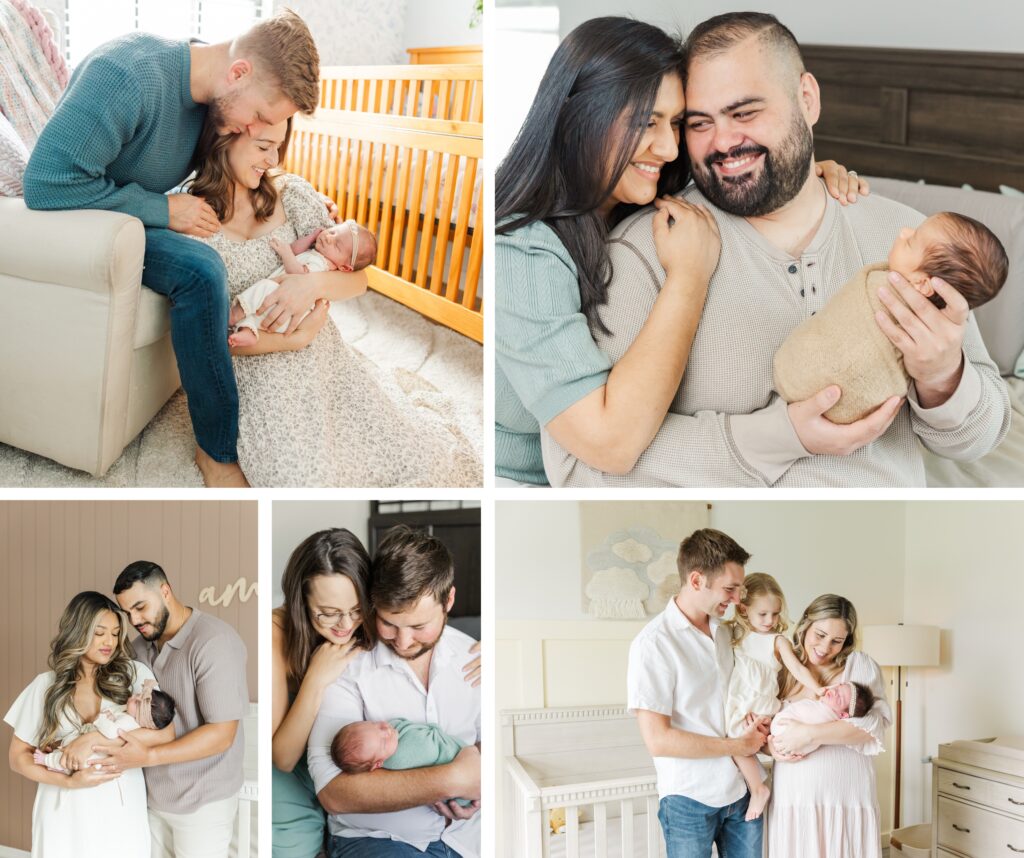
23;10;320;487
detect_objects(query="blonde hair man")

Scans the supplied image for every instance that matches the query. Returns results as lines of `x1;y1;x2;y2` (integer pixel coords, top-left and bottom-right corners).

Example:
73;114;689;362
24;10;322;488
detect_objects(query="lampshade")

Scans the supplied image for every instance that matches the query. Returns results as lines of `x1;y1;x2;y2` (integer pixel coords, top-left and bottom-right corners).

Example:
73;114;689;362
860;624;940;667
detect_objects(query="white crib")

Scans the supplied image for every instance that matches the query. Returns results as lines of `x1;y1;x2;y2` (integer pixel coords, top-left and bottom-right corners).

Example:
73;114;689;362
501;706;666;858
230;703;259;858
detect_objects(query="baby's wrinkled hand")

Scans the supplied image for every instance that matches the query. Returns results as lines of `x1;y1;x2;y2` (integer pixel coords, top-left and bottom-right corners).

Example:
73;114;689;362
269;236;287;254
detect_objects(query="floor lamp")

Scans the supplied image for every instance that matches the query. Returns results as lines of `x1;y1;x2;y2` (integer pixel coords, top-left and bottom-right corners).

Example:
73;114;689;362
860;624;940;831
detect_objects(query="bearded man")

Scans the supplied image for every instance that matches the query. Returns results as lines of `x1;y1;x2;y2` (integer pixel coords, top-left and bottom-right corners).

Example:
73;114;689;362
307;526;481;858
541;11;1008;488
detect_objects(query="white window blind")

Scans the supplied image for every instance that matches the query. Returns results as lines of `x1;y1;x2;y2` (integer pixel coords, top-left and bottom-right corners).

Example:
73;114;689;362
65;0;266;68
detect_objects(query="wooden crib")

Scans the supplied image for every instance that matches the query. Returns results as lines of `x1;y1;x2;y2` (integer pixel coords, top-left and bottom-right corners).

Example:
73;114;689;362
502;706;666;858
284;61;483;343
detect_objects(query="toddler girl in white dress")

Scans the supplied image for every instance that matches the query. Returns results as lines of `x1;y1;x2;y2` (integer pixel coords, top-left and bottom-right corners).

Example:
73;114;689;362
725;573;823;821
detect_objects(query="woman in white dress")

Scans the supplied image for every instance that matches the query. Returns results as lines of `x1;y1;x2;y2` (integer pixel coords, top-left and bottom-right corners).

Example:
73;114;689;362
766;594;892;858
184;119;481;488
4;591;167;858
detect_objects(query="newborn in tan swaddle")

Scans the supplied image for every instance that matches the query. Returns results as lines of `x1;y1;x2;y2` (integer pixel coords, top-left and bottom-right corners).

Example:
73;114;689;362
774;212;1009;423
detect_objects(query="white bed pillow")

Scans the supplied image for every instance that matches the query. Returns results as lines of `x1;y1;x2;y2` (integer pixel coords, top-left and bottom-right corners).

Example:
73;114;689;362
0;114;29;197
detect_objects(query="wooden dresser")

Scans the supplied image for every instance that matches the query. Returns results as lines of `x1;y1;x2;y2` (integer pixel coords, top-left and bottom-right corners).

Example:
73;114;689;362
932;737;1024;858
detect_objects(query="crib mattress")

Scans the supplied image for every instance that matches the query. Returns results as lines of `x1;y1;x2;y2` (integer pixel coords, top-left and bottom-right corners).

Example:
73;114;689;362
547;814;657;858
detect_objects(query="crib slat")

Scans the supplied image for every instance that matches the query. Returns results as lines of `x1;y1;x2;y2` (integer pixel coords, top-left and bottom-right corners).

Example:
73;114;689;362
336;136;353;218
452;79;469;122
356;136;374;225
566;805;580;858
417;150;444;288
344;137;361;221
378;142;401;265
388;145;414;271
621;799;634;858
430;153;460;293
446;156;478;299
402;148;428;280
367;141;384;235
463;211;483;309
437;78;452;122
647;795;660;858
594;801;608;858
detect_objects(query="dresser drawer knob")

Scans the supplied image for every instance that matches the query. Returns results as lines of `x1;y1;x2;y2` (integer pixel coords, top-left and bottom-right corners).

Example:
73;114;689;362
952;824;971;833
1010;798;1024;806
952;782;972;790
1008;845;1024;854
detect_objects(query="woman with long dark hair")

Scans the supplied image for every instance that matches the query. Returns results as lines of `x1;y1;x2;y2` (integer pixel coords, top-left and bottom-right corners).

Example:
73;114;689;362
270;528;480;857
182;120;481;487
495;16;865;485
4;591;161;856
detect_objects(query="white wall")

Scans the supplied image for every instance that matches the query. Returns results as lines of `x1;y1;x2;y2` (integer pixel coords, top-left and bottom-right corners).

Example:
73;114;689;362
497;500;906;624
544;0;1023;52
900;501;1024;827
271;501;371;606
403;0;481;52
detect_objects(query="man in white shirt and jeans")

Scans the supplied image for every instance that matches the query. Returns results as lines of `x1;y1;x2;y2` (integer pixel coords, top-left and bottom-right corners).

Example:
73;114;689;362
628;529;768;858
308;525;481;857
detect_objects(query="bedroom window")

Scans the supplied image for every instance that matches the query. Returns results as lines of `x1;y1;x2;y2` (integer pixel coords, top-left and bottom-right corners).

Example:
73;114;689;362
493;3;559;162
63;0;269;68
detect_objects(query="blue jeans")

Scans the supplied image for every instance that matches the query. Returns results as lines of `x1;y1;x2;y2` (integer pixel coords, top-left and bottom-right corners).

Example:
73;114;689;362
658;792;763;858
328;835;462;857
143;227;238;462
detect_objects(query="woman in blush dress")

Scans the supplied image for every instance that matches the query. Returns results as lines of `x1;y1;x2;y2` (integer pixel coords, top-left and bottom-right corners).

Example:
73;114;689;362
766;594;892;857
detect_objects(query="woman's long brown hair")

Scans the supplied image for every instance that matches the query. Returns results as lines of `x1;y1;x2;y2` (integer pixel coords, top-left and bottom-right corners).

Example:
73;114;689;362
777;593;859;701
278;529;375;689
185;117;293;224
39;592;134;751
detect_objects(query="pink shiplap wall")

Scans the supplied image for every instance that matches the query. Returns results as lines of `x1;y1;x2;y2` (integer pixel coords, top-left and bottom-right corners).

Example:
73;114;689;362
0;500;258;852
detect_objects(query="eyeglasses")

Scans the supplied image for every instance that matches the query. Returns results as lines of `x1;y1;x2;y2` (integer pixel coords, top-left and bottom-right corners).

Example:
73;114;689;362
311;607;362;627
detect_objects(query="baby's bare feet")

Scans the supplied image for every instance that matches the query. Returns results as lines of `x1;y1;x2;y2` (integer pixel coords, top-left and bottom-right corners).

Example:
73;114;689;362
745;783;771;821
228;327;258;348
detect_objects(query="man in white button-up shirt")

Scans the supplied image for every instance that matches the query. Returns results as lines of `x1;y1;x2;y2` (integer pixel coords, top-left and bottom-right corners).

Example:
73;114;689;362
628;528;768;858
308;526;481;858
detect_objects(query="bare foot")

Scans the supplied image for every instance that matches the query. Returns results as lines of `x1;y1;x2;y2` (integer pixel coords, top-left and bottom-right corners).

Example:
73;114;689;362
745;783;770;821
228;302;245;327
228;327;258;348
194;447;250;488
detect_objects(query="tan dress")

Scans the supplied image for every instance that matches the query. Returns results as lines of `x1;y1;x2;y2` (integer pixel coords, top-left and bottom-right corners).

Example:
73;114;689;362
197;175;481;487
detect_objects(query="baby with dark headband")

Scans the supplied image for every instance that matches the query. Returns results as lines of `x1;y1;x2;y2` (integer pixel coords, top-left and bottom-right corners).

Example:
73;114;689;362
33;680;175;773
228;219;378;347
774;211;1009;423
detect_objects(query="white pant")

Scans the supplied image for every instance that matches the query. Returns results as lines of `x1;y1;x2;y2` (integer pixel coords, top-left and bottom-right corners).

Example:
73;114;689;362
149;794;238;858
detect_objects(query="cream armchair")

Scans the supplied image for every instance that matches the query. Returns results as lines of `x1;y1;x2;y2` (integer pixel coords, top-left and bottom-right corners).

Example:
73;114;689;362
0;198;180;476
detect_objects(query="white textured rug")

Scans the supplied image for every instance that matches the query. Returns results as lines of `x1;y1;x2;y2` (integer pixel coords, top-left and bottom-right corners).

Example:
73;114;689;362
0;292;483;487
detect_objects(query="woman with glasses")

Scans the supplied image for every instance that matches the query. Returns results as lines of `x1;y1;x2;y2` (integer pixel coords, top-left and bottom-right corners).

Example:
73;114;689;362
271;528;480;857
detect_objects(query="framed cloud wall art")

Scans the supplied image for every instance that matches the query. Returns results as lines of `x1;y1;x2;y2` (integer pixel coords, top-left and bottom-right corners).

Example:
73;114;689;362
580;502;711;619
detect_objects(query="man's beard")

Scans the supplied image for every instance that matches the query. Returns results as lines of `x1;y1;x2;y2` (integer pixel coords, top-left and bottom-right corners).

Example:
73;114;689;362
206;91;239;135
385;613;447;662
136;604;170;641
690;108;814;217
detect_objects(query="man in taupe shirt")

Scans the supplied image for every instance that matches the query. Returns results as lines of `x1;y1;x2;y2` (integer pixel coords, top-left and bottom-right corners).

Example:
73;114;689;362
543;12;1010;487
105;561;249;858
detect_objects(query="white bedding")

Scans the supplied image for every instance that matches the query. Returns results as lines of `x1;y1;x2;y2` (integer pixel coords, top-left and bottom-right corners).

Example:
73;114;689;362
547;814;657;858
924;376;1024;487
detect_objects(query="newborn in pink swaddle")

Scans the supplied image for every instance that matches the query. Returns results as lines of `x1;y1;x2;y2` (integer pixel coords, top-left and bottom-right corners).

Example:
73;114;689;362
771;680;875;744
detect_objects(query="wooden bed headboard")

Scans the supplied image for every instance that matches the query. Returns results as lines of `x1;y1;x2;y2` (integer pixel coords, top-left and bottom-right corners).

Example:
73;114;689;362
804;45;1024;192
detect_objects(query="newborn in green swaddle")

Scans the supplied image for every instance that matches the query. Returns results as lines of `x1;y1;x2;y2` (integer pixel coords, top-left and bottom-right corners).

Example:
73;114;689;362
330;717;473;806
773;212;1008;423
